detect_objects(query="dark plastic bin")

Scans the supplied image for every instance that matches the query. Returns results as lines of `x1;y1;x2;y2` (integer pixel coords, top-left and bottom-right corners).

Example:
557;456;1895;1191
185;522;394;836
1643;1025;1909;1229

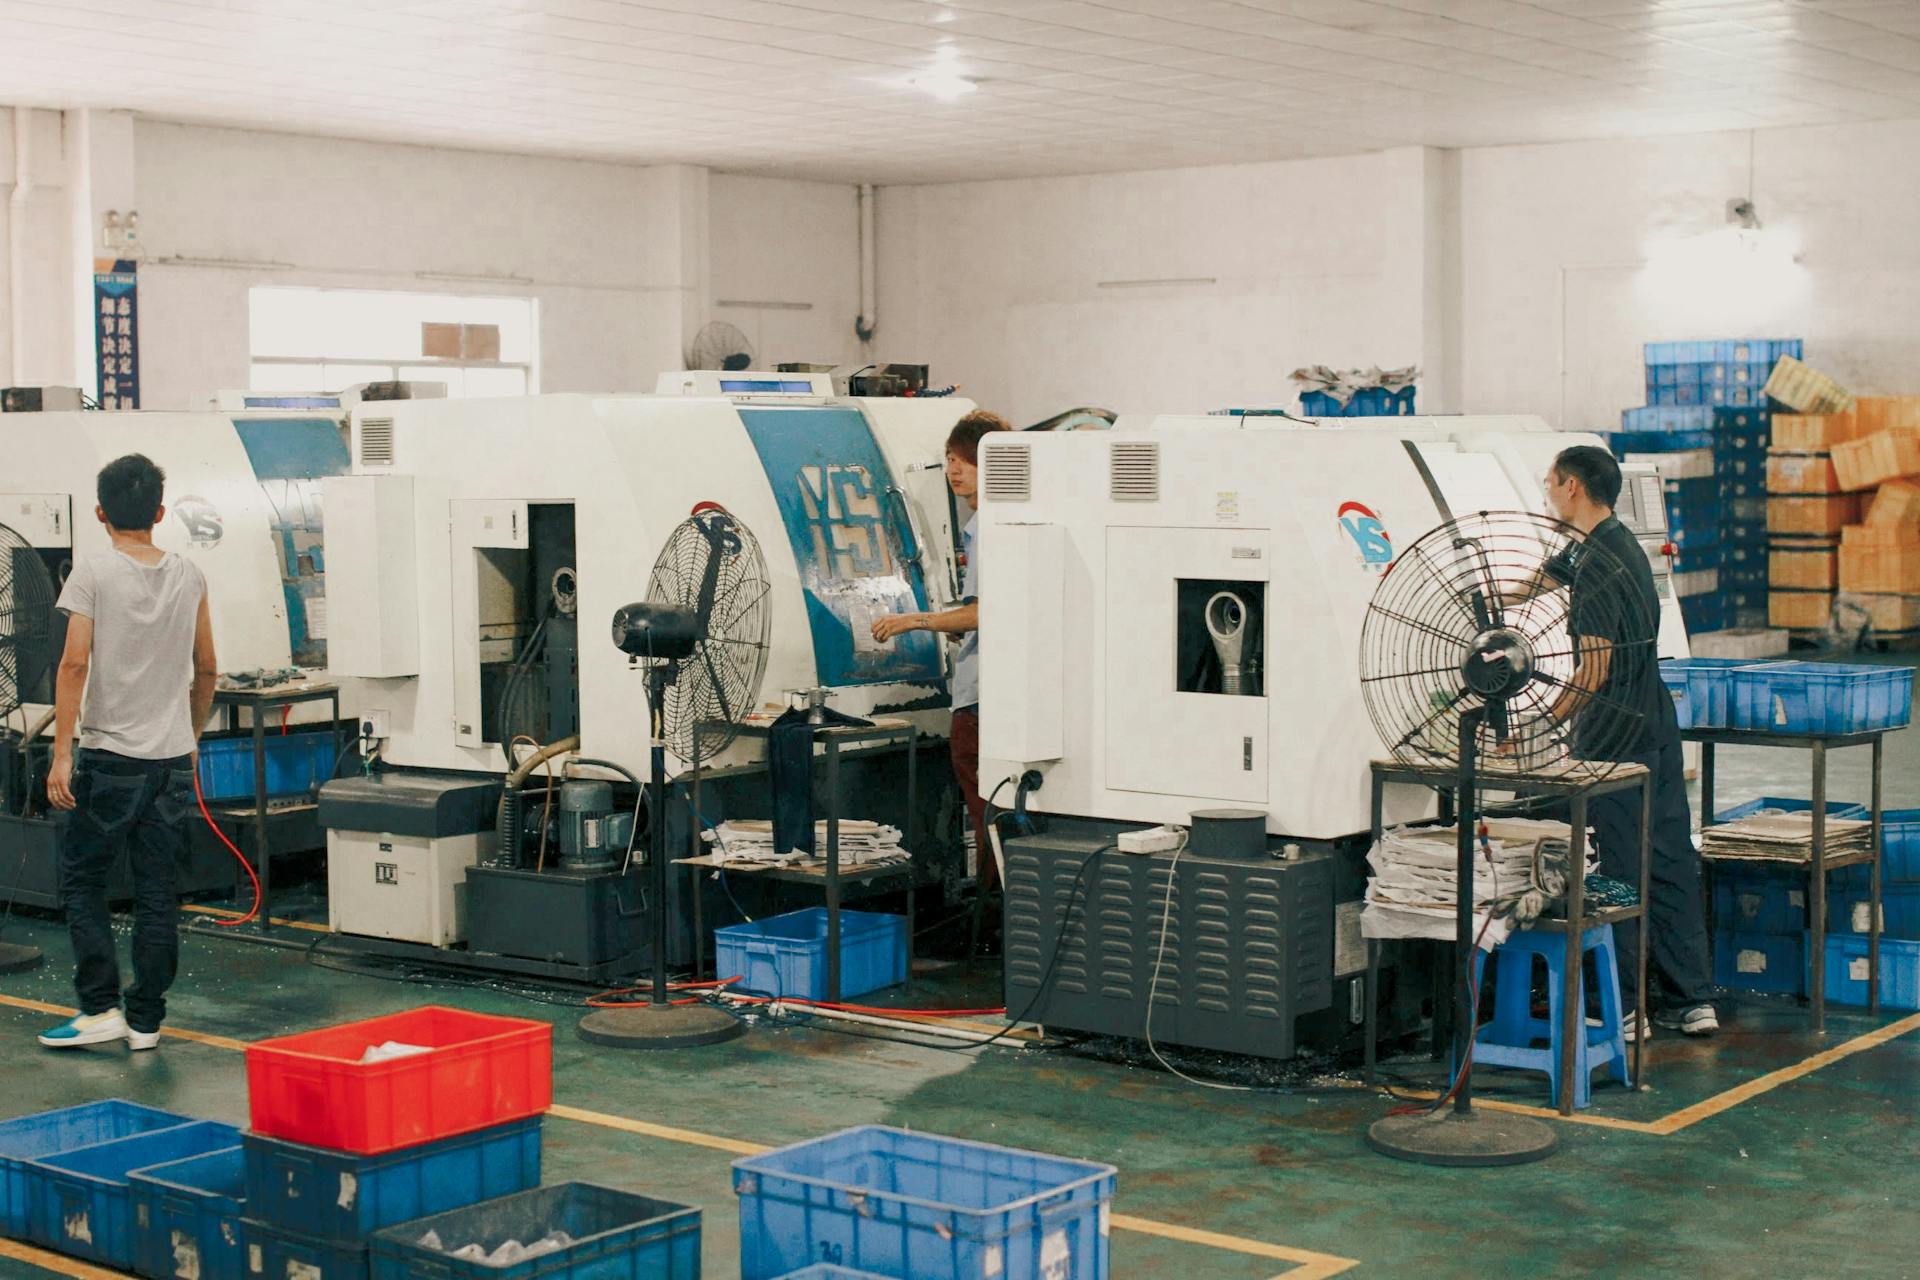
245;1006;552;1155
1714;871;1806;934
130;1145;247;1280
734;1125;1116;1280
243;1116;541;1241
368;1181;701;1280
1713;930;1806;996
1828;884;1920;939
0;1101;191;1237
1883;809;1920;882
1730;662;1914;735
28;1120;241;1268
1822;934;1920;1011
198;730;339;802
243;1216;369;1280
1713;796;1870;824
717;909;907;1002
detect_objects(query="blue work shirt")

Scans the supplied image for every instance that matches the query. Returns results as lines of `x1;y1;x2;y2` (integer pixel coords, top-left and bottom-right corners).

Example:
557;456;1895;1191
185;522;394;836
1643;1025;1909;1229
952;510;980;710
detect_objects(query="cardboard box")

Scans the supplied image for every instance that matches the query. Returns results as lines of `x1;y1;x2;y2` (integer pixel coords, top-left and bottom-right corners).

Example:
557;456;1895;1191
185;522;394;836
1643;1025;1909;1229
1843;523;1915;547
1867;479;1920;528
1770;589;1834;630
1853;396;1920;434
1772;412;1860;452
1771;547;1838;590
1834;592;1920;633
1763;356;1854;415
1832;429;1920;491
1690;627;1791;659
1765;452;1840;494
1839;536;1920;594
1768;494;1865;536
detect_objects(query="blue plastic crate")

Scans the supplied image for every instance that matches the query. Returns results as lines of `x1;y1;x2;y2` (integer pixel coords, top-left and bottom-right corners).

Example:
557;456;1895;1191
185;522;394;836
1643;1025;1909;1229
1821;933;1920;1011
243;1217;368;1280
1661;658;1756;729
1714;871;1807;934
29;1121;240;1268
734;1126;1116;1280
1714;796;1870;824
243;1116;541;1243
1724;563;1769;592
1730;662;1915;735
1672;545;1723;576
198;730;339;802
718;908;907;1002
130;1146;247;1280
1621;405;1713;433
1713;929;1806;996
1662;475;1721;505
0;1101;191;1238
1713;407;1769;433
1828;884;1920;939
1298;387;1416;417
1722;541;1766;571
1681;594;1732;634
1667;522;1721;553
777;1268;891;1280
368;1182;700;1280
1884;809;1920;882
1609;429;1714;455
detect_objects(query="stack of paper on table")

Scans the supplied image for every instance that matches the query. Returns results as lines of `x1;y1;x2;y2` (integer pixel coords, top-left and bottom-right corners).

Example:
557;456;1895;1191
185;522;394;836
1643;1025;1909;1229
1701;813;1873;863
702;819;909;869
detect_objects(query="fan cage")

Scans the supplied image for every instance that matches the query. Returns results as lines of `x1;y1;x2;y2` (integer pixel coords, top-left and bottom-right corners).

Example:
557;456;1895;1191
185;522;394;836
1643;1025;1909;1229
0;524;59;723
645;511;772;762
1359;510;1657;785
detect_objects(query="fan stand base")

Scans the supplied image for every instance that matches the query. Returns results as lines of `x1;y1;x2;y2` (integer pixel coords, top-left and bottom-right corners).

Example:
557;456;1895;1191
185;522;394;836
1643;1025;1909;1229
1367;1108;1557;1167
0;943;44;975
576;1002;744;1050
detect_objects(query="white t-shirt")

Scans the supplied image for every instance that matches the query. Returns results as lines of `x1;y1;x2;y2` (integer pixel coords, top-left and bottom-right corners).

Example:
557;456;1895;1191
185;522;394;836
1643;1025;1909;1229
55;549;207;760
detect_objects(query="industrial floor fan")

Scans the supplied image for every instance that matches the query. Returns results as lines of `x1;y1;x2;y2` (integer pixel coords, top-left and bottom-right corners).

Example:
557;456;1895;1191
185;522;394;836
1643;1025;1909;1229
578;503;771;1050
1357;510;1653;1165
0;523;57;974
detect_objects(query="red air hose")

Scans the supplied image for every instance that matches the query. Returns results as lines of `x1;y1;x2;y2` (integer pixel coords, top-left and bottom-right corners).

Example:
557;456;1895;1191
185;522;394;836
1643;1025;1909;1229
193;769;262;927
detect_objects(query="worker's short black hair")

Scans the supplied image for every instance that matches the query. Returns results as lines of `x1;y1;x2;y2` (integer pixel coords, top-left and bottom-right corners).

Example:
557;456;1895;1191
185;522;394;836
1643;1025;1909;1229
1552;445;1622;509
946;410;1011;465
97;454;166;531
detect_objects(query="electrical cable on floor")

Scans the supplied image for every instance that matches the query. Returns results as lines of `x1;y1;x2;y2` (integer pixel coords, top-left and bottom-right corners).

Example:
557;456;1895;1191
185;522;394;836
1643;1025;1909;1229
1140;828;1256;1092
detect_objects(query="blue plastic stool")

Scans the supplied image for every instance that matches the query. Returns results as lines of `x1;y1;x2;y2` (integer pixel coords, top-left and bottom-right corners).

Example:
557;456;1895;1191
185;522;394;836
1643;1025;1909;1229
1469;924;1632;1110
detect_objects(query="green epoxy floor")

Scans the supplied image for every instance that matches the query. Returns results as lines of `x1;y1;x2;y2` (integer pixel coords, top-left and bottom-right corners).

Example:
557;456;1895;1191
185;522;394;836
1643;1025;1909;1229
0;660;1916;1279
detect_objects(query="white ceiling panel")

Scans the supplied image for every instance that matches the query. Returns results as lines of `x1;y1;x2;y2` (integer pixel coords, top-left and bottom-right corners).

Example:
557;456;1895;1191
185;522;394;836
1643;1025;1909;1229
0;0;1918;182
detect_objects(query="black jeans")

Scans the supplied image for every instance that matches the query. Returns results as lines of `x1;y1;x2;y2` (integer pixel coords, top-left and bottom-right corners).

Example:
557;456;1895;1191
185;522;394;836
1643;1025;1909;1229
1586;736;1713;1011
60;749;195;1032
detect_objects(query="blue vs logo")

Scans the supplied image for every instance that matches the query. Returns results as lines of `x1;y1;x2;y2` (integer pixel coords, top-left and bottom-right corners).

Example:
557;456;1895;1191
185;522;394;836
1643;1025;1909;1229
1338;501;1393;573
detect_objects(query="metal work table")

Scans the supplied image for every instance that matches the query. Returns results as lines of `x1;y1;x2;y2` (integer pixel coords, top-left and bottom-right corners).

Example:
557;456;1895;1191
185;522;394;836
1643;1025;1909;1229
1363;758;1651;1116
685;716;919;1001
1685;726;1887;1032
200;680;343;934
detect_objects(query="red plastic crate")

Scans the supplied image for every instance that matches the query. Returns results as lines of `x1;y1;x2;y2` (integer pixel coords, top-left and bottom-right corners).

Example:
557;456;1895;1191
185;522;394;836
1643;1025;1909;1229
245;1006;552;1155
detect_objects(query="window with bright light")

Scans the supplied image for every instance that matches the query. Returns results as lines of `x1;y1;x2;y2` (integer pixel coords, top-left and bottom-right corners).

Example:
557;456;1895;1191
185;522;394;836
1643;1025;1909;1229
248;287;538;398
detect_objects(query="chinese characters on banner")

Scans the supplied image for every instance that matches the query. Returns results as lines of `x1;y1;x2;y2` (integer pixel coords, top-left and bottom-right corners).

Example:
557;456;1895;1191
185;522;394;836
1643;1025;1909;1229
93;258;139;410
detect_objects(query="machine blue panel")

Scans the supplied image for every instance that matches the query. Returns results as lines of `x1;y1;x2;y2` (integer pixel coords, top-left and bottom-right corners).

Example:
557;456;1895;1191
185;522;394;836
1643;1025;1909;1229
232;417;350;668
739;407;943;688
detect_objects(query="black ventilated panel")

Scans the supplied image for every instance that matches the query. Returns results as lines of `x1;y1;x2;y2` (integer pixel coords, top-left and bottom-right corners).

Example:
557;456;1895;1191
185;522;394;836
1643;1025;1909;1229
1003;831;1332;1060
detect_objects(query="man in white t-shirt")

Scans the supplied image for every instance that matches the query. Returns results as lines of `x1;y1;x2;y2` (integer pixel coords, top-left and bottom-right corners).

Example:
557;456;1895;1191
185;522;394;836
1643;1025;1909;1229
39;454;218;1052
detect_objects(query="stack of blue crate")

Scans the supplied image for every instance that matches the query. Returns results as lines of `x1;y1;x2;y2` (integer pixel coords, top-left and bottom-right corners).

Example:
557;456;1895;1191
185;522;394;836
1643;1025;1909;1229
1615;339;1805;634
1825;808;1920;1011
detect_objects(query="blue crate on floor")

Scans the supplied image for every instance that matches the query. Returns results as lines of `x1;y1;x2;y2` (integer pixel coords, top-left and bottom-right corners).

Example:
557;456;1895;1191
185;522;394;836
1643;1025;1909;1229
1714;870;1807;934
1713;407;1771;433
243;1116;541;1243
1828;884;1920;939
28;1121;240;1269
1715;796;1870;824
777;1268;891;1280
1298;387;1416;417
1730;661;1915;735
1621;405;1713;433
1681;594;1733;634
1725;497;1768;525
243;1218;368;1280
1724;563;1769;592
0;1101;192;1238
734;1126;1116;1280
1821;934;1920;1011
130;1146;247;1280
1714;929;1806;996
197;730;339;802
1884;809;1920;882
718;908;907;1002
1722;542;1767;572
1661;658;1758;729
1668;522;1722;553
1608;429;1714;455
369;1182;700;1280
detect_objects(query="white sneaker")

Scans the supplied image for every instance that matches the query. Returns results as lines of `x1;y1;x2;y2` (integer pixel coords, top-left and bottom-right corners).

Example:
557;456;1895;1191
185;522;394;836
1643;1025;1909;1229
126;1027;161;1052
1657;1004;1720;1037
38;1009;129;1048
1590;1011;1653;1042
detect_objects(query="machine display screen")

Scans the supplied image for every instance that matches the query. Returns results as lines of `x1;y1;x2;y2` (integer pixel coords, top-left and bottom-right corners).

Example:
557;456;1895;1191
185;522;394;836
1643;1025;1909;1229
720;379;816;394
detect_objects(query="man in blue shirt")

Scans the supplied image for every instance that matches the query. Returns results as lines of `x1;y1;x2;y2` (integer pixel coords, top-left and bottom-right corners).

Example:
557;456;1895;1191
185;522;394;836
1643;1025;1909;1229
872;411;1008;888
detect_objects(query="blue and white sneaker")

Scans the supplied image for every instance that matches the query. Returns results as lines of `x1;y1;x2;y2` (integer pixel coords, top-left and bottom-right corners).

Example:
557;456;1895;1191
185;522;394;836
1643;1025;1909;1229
38;1010;129;1048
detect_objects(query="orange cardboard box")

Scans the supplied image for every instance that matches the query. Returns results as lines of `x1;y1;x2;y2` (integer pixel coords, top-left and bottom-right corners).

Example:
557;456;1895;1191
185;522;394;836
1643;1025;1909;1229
1838;536;1920;594
1771;548;1838;590
1831;429;1920;492
1835;592;1920;632
1866;479;1920;528
1770;590;1834;630
1772;411;1860;452
1769;494;1865;536
1766;452;1840;494
1853;396;1920;434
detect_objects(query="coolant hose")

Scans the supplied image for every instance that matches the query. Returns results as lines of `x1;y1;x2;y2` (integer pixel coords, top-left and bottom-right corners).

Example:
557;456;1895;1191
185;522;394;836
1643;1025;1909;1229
496;734;579;866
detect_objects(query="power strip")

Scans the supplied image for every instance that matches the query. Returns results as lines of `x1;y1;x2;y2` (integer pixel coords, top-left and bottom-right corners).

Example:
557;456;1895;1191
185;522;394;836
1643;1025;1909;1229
1117;825;1185;855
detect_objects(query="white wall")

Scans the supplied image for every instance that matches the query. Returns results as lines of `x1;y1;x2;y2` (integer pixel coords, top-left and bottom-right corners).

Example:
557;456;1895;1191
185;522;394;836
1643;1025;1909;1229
708;173;862;369
0;107;77;387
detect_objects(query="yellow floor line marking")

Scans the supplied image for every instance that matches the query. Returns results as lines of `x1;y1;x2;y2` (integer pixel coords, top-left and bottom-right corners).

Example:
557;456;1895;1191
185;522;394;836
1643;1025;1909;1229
1649;1009;1920;1135
182;903;331;933
0;993;249;1052
547;1103;771;1157
1383;1087;1664;1134
0;1238;129;1278
1107;1213;1360;1276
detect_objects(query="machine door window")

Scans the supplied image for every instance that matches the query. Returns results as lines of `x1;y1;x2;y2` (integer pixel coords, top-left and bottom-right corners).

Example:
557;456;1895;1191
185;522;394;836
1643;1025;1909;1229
450;500;579;752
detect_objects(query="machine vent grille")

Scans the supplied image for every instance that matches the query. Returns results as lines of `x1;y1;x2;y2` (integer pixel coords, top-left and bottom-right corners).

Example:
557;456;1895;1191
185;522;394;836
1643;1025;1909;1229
359;417;395;466
1109;441;1159;501
984;442;1032;503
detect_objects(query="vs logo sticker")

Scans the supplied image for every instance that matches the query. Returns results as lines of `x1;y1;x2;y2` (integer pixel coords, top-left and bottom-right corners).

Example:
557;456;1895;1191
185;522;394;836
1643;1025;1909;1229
173;495;224;548
1338;501;1393;573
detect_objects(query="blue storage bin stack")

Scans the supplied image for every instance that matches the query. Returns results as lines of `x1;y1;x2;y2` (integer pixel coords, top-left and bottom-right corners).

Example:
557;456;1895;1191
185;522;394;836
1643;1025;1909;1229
1708;797;1866;997
25;1120;242;1270
1299;386;1417;417
130;1146;249;1280
1616;340;1804;634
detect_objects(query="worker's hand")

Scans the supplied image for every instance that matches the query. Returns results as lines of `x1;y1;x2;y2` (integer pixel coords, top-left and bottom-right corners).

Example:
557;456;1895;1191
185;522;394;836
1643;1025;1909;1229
871;613;920;643
46;754;77;812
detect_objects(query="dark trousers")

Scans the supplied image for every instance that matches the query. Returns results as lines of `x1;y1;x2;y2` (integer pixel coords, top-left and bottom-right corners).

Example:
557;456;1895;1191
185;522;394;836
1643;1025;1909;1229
1586;736;1713;1011
60;749;195;1032
949;708;993;892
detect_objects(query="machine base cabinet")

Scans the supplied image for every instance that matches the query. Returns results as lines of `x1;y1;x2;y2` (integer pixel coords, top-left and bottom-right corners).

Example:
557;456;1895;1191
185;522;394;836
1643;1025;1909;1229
467;865;644;968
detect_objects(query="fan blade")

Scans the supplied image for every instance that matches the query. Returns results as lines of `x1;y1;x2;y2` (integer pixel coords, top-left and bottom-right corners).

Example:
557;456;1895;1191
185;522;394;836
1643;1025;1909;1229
1467;588;1493;632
